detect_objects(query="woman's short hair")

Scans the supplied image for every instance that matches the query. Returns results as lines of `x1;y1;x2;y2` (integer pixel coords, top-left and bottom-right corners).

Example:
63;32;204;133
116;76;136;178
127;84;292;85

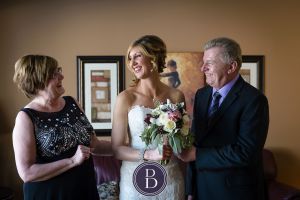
126;35;167;73
13;54;58;98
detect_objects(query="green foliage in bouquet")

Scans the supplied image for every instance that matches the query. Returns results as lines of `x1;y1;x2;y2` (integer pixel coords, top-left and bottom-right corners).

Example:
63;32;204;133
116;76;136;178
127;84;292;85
140;99;194;155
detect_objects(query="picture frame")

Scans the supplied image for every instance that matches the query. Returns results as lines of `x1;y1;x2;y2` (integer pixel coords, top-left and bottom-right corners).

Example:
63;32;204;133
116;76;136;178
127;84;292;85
241;55;265;92
77;56;125;136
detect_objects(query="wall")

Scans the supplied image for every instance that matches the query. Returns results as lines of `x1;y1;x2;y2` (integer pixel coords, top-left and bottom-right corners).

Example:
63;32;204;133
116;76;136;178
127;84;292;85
1;0;300;199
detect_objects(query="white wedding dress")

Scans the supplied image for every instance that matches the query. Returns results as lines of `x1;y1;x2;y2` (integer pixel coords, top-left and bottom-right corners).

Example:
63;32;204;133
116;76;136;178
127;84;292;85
119;105;185;200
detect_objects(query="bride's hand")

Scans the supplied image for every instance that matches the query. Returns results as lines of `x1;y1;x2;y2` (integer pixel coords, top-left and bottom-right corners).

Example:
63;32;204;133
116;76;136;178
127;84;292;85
144;148;162;161
144;145;173;161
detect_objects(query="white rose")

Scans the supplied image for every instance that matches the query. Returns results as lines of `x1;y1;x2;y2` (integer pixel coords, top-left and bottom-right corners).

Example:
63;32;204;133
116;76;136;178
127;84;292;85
150;117;156;124
163;120;176;133
156;112;169;126
159;104;168;110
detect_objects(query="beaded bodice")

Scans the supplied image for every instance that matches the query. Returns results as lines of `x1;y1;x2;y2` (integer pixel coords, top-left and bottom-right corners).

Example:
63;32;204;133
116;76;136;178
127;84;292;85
22;96;93;159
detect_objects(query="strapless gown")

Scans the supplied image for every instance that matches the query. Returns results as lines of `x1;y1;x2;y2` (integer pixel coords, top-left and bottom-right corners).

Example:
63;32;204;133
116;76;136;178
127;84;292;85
119;106;185;200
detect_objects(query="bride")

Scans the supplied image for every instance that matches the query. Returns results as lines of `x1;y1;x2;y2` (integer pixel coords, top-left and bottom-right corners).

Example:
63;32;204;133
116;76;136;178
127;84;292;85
111;35;185;200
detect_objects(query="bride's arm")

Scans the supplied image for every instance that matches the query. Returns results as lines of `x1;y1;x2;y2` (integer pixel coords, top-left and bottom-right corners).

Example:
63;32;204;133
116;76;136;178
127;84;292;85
111;91;142;161
111;91;163;161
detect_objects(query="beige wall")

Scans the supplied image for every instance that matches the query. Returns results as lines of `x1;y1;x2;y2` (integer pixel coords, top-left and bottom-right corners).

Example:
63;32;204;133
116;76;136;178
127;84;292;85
1;0;300;199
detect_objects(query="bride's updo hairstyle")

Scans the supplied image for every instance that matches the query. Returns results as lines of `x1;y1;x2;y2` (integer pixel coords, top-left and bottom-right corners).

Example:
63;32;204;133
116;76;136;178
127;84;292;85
126;35;167;85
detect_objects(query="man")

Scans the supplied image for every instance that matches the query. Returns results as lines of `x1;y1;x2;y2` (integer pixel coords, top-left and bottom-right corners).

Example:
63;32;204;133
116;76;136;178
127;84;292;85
179;37;269;200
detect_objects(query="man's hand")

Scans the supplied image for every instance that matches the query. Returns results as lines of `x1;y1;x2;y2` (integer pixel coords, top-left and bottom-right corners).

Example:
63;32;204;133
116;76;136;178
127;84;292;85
177;146;196;162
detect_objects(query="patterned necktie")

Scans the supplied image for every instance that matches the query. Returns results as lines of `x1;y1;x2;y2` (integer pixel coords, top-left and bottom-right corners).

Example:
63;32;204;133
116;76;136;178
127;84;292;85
209;91;222;116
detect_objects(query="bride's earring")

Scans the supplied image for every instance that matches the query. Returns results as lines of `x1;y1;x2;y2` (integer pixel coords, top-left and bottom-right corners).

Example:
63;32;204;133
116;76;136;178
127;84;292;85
151;65;157;73
150;61;158;73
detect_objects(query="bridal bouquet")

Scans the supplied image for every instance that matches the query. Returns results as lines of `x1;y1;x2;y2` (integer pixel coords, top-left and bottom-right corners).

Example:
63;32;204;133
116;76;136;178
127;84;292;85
140;99;194;164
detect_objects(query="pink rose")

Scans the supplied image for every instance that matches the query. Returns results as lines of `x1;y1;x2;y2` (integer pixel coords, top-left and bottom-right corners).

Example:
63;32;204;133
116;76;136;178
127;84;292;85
168;110;182;122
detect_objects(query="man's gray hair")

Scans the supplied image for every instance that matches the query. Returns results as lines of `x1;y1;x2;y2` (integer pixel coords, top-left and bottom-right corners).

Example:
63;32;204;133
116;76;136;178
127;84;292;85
203;37;242;68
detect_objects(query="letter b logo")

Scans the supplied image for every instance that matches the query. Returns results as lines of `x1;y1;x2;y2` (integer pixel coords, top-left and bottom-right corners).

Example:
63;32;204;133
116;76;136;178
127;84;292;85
145;169;158;188
133;162;167;196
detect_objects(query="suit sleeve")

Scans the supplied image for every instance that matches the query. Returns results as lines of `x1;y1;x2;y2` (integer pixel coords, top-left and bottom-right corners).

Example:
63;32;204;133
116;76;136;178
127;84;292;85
195;93;269;170
184;90;202;196
185;161;197;197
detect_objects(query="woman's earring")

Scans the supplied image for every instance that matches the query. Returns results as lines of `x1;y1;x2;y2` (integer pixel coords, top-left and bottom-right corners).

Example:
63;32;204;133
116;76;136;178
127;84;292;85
151;65;157;72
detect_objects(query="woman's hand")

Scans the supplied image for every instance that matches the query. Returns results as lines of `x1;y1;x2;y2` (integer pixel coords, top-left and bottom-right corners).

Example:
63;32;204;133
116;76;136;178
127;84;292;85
144;145;173;161
71;145;91;166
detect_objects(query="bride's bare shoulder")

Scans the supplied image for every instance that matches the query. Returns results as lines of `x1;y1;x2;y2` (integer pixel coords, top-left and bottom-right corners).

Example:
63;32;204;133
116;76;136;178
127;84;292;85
117;87;137;104
167;87;185;103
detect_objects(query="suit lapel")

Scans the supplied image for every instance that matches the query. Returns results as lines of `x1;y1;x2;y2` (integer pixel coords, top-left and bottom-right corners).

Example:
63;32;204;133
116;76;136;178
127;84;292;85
194;87;212;143
200;87;212;119
207;76;245;131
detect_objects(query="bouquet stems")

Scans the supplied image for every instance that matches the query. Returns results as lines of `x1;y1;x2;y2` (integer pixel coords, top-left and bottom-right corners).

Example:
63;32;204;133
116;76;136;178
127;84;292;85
160;159;170;165
160;136;170;165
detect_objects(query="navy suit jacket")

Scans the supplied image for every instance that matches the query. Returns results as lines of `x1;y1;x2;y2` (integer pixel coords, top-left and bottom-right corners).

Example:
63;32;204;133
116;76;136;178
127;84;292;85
186;76;269;200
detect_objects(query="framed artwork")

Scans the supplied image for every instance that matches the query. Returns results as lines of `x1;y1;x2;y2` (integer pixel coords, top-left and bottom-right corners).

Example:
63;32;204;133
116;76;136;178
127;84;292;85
161;52;205;119
241;55;265;92
77;56;125;136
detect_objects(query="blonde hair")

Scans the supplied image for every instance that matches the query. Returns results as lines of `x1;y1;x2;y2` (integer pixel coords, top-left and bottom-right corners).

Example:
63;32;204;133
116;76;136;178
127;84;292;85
13;55;58;98
126;35;166;85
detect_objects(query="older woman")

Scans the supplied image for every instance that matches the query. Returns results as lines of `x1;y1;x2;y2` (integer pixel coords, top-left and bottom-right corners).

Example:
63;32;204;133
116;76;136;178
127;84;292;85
12;55;110;200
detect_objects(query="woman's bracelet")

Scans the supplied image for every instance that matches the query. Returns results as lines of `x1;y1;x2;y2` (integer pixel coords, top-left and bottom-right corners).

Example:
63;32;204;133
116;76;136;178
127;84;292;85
138;148;147;162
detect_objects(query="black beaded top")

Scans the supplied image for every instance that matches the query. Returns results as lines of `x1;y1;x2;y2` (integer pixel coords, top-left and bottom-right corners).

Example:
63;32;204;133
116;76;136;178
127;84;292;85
21;96;93;160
